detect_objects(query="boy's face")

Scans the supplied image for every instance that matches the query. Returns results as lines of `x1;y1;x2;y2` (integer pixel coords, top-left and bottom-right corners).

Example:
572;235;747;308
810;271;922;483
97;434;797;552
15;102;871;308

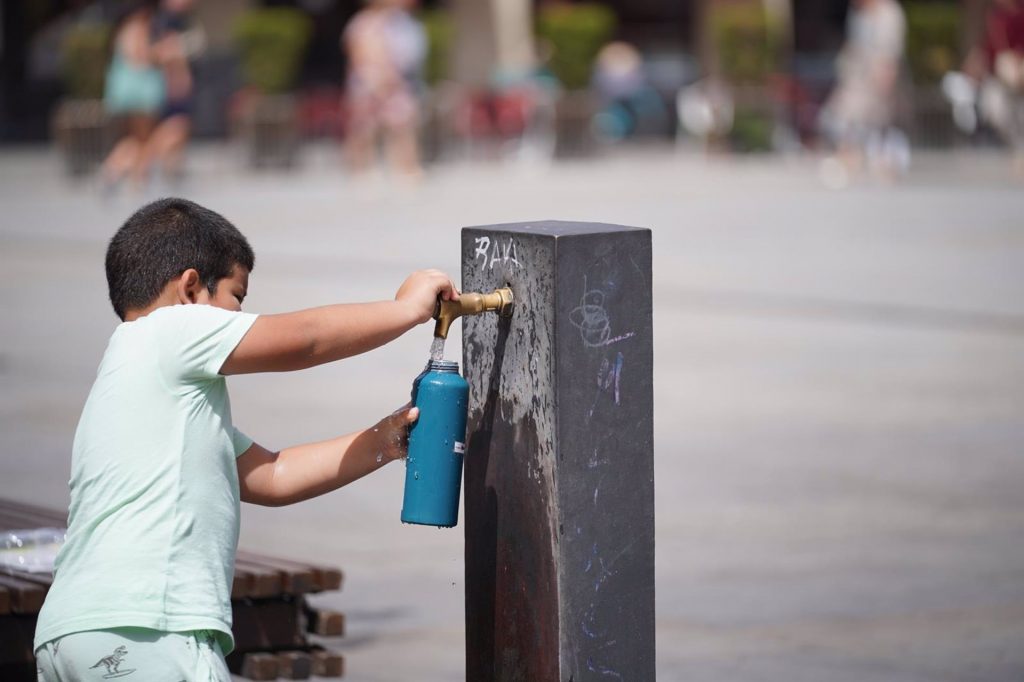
197;266;249;312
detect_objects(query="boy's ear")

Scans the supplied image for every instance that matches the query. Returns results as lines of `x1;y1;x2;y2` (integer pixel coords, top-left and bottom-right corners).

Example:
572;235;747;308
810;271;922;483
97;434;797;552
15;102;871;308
175;269;204;305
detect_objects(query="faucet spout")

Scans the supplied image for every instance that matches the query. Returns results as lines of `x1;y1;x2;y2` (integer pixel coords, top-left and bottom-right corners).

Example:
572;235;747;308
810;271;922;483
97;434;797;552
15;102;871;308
433;288;514;339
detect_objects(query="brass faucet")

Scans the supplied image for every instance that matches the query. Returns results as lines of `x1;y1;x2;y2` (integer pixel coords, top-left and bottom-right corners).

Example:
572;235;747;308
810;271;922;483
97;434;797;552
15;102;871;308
433;287;514;339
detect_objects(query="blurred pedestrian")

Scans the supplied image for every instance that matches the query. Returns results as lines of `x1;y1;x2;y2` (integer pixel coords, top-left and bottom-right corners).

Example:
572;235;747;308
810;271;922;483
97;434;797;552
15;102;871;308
342;0;426;181
148;0;204;184
101;0;165;190
819;0;909;186
957;0;1024;173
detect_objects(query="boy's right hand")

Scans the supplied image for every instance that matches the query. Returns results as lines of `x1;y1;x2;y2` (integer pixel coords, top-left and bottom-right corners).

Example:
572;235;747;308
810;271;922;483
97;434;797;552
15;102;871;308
395;270;460;324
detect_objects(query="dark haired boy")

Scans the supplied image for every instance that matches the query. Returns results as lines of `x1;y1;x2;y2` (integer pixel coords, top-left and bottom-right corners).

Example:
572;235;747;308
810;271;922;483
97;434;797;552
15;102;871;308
33;198;458;679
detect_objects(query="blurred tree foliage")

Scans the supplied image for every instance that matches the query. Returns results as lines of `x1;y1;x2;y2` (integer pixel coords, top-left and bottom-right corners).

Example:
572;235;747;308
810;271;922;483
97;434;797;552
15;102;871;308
709;0;785;85
537;3;616;90
61;22;111;100
420;9;453;86
234;8;313;93
905;1;962;84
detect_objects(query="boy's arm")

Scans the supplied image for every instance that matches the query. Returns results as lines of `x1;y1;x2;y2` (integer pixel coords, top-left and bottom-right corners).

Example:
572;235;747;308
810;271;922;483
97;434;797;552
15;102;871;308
221;269;456;375
237;406;418;507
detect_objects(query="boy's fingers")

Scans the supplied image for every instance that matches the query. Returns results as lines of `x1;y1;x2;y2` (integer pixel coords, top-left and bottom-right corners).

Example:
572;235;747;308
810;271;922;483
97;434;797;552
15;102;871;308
391;406;418;426
386;404;418;427
430;270;458;301
440;277;460;301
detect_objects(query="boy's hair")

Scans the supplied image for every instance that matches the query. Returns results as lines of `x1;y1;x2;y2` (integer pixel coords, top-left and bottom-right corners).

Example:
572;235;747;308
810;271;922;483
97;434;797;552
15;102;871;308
106;198;255;320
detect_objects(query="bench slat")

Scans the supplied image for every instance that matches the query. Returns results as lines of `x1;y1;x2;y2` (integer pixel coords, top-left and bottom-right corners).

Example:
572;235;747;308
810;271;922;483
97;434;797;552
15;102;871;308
237;550;343;592
233;559;283;598
236;554;315;595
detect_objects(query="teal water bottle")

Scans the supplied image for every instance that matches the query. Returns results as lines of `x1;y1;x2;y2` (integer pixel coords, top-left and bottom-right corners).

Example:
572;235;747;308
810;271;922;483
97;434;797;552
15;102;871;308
401;360;469;527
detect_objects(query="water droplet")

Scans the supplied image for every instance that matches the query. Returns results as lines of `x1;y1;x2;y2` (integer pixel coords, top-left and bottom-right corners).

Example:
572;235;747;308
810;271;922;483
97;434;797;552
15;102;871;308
376;452;384;463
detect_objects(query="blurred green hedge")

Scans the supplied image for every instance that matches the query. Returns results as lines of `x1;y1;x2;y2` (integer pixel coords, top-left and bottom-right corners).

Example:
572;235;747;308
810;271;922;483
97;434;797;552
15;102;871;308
905;1;962;84
420;9;453;86
61;22;111;99
537;3;616;90
710;1;784;85
234;8;313;93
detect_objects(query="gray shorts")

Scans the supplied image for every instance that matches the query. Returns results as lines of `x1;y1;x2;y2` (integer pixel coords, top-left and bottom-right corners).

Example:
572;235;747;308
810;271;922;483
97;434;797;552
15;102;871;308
35;627;230;681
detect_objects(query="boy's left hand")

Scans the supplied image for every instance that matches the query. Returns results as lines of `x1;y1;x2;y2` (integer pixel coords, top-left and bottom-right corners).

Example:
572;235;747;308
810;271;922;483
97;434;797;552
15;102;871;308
375;404;419;462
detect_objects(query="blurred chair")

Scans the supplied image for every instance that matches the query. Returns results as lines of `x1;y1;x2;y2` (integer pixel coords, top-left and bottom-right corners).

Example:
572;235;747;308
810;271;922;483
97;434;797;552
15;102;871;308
446;74;559;163
52;99;115;176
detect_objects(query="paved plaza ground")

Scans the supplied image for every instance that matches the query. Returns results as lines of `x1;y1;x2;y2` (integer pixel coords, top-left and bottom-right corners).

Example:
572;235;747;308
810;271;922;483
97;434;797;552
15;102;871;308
1;146;1023;681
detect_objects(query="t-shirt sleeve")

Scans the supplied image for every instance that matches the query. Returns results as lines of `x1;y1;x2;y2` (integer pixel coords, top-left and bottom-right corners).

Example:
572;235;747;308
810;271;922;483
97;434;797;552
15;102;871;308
157;305;259;382
232;427;254;458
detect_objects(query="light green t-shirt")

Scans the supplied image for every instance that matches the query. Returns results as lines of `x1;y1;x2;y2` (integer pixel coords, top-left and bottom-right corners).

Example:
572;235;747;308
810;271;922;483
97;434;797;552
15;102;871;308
34;304;259;654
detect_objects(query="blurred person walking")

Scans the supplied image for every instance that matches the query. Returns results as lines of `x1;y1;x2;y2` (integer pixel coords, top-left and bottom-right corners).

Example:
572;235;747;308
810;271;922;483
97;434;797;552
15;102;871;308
147;0;204;184
101;1;166;191
342;0;426;181
819;0;908;186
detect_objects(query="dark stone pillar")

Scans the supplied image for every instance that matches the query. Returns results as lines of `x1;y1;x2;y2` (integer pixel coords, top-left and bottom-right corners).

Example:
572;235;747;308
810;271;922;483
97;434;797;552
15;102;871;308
462;221;654;681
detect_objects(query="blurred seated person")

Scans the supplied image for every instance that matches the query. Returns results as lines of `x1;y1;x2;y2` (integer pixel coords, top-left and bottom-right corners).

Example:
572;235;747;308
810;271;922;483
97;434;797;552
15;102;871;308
591;42;667;141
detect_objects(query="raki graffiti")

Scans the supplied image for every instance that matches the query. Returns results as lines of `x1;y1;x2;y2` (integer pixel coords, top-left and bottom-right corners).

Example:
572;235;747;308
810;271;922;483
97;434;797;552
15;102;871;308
473;236;521;270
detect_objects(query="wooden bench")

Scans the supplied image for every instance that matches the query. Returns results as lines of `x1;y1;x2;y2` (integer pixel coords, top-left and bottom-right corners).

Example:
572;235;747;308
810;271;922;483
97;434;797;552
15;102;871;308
0;498;346;680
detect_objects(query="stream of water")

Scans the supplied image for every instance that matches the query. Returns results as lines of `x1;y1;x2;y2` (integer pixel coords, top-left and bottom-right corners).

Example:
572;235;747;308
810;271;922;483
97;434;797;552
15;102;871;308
429;336;446;362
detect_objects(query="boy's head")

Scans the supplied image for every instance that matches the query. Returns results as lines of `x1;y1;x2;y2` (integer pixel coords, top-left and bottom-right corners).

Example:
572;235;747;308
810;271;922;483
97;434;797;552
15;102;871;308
106;198;255;320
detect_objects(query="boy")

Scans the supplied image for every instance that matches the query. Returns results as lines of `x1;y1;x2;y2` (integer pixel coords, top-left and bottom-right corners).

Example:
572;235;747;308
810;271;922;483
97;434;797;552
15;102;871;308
33;198;458;680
